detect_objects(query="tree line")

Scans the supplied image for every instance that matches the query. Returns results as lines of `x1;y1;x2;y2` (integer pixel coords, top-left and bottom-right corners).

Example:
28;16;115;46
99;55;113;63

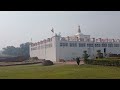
2;42;30;59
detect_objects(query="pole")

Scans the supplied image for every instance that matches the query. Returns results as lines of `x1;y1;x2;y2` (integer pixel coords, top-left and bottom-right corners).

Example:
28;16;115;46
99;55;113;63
31;38;32;43
51;27;54;37
52;32;54;37
93;38;95;59
44;44;46;60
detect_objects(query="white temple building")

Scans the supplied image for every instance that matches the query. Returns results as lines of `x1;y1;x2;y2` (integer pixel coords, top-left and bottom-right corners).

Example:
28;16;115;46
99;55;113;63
29;25;120;62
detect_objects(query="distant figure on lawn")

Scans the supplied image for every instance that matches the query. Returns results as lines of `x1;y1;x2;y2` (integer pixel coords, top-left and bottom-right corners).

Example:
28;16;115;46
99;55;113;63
76;57;80;65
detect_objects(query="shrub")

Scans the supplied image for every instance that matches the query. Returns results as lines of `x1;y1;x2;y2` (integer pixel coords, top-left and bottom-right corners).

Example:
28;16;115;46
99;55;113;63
42;60;54;66
85;60;120;66
59;59;65;62
83;50;89;61
32;57;39;60
96;50;103;58
109;54;120;57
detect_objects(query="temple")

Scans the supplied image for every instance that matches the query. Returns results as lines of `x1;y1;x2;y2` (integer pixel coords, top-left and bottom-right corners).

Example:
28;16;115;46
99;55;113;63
29;25;120;62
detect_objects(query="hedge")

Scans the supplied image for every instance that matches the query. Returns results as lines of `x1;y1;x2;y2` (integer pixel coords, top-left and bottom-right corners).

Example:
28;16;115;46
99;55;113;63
85;60;120;66
42;60;54;66
0;56;27;62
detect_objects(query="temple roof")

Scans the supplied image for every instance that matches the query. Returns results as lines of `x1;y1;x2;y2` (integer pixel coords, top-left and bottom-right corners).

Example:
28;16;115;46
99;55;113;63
75;25;84;36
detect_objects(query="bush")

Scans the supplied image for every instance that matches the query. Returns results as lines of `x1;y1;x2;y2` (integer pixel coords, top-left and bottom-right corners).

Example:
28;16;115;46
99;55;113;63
59;59;65;62
85;60;120;66
109;54;120;57
96;50;103;58
31;57;39;60
42;60;54;66
83;50;89;61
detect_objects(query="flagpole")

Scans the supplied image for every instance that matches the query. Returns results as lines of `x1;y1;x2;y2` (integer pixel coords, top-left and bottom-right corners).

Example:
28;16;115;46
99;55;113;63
31;38;32;43
51;27;54;37
52;32;53;37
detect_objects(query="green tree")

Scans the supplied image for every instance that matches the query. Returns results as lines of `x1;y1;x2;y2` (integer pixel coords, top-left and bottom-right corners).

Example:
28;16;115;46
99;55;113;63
2;42;30;59
2;46;20;56
97;50;103;58
83;50;89;61
20;42;30;57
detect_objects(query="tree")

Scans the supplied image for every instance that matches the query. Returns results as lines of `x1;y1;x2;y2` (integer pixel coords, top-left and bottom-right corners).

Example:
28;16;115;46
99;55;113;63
2;42;30;59
2;46;19;56
20;42;30;58
83;50;89;61
97;50;103;58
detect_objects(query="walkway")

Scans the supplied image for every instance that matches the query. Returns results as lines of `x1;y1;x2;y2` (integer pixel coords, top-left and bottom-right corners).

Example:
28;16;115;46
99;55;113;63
54;60;85;65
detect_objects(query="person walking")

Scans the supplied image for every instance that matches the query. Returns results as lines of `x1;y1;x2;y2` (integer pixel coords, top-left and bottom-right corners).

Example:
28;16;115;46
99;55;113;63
76;57;80;65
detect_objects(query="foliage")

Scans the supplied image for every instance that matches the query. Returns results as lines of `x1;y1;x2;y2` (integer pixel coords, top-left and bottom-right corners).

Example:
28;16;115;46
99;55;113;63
59;59;66;62
83;50;89;61
31;57;39;60
109;54;120;57
20;42;30;57
96;50;103;58
85;60;120;66
95;57;120;60
42;60;54;66
2;42;30;59
2;46;20;56
0;56;26;62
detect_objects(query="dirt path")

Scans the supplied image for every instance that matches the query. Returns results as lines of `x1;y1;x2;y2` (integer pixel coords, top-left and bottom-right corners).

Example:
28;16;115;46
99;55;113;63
0;60;85;67
0;60;42;66
54;60;85;65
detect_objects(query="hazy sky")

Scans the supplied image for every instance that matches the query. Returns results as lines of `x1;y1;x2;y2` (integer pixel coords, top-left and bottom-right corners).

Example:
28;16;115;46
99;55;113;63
0;11;120;50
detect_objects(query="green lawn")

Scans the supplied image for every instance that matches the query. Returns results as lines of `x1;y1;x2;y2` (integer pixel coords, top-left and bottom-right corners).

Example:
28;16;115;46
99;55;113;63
0;64;120;79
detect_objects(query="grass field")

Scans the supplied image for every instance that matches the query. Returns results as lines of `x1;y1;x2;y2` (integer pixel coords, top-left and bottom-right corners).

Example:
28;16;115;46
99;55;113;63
0;64;120;79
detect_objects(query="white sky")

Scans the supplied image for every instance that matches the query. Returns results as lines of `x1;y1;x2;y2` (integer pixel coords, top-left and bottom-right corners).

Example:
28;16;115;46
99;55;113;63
0;11;120;50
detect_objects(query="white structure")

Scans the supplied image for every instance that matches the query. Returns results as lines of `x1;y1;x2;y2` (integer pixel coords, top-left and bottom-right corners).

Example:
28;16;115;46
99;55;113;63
30;25;120;62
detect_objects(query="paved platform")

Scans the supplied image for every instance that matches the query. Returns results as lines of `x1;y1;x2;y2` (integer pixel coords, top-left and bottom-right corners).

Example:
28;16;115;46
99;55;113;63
54;60;85;65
